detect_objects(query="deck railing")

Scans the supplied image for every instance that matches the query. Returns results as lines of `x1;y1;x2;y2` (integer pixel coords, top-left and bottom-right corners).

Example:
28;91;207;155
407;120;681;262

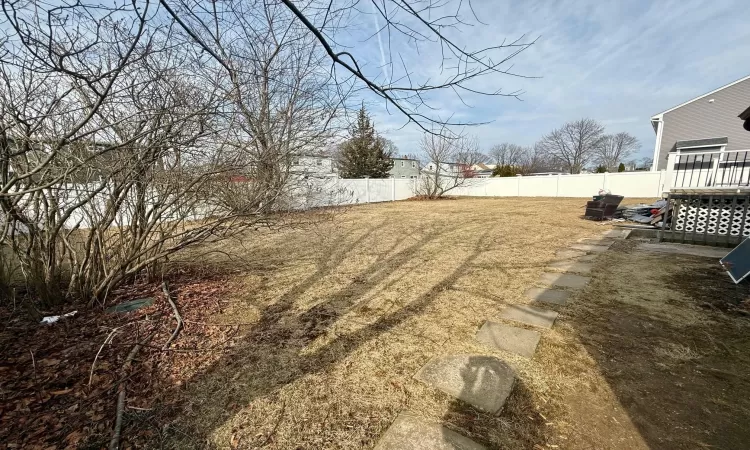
667;148;750;190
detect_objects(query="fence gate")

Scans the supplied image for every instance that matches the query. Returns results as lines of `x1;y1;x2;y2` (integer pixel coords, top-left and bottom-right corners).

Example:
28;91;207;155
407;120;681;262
660;193;750;247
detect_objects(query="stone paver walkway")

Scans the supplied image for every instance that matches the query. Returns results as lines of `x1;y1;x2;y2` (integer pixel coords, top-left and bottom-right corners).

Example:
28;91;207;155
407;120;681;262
414;355;516;414
499;304;558;329
525;287;570;305
569;243;610;253
578;238;615;247
538;272;590;289
475;321;541;358
555;249;587;260
374;413;487;450
601;229;631;239
547;260;593;274
375;228;627;447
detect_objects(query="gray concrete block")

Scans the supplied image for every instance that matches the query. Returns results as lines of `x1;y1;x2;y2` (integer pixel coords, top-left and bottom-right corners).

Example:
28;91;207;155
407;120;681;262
539;272;590;289
525;287;571;305
601;229;631;239
499;304;558;329
414;355;515;414
475;321;541;358
547;260;593;274
555;249;587;260
578;238;615;247
569;243;610;253
374;413;487;450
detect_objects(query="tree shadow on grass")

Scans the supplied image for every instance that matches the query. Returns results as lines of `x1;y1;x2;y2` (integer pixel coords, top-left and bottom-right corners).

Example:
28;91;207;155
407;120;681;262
152;221;490;448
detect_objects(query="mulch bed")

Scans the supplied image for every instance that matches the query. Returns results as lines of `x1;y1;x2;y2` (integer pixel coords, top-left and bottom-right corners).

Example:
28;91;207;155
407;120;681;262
0;270;241;449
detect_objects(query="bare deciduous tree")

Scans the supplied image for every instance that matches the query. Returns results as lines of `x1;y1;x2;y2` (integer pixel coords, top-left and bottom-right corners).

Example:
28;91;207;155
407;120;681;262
595;132;640;172
536;119;605;174
161;0;536;134
416;133;481;198
489;143;526;167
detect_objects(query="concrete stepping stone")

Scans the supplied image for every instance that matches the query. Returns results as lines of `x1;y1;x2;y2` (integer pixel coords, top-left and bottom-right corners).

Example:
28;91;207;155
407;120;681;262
555;249;587;260
601;229;631;239
499;304;558;329
525;287;571;306
569;243;610;253
475;321;541;358
547;260;593;274
539;272;590;289
414;355;515;414
374;413;487;450
578;238;614;247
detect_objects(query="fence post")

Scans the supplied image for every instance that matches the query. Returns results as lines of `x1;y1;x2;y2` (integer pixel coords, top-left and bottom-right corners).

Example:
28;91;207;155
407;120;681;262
365;177;370;203
391;177;396;201
657;170;666;197
556;174;561;197
517;175;521;196
603;171;608;191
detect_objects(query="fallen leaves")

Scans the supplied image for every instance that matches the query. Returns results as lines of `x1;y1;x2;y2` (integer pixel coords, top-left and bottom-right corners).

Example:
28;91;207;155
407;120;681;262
0;271;239;449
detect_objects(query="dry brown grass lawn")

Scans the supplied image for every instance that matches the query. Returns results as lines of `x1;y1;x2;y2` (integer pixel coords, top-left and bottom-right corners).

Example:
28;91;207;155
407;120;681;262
159;196;749;449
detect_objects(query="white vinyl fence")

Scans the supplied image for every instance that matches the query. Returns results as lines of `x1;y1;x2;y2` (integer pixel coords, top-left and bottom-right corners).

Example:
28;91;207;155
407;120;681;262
318;171;667;207
3;172;667;230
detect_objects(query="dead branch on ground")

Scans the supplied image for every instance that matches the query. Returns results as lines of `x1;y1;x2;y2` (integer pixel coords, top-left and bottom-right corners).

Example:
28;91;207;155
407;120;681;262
161;282;183;351
109;329;157;450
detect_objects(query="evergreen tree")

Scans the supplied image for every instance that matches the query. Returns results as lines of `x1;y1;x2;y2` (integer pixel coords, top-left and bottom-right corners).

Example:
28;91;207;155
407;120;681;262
617;162;626;172
337;106;393;178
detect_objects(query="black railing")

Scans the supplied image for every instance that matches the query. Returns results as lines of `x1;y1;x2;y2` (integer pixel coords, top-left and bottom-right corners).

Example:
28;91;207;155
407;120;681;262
672;151;750;188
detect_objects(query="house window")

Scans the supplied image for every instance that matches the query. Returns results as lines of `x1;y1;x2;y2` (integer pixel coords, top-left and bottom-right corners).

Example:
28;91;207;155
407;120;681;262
401;161;405;167
401;175;406;178
412;161;416;168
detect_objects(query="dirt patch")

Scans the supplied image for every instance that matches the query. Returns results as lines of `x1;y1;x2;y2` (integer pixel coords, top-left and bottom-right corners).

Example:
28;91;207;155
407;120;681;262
556;241;750;450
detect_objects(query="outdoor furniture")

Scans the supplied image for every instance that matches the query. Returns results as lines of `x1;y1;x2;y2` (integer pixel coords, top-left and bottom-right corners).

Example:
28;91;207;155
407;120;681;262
585;194;624;220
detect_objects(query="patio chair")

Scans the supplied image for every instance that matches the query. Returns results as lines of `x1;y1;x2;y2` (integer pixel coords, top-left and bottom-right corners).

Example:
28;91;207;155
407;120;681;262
585;194;624;220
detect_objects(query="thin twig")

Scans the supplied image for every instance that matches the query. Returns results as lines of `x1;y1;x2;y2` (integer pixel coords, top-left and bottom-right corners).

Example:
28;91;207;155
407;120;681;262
109;329;157;450
258;400;286;447
161;281;183;351
90;320;149;386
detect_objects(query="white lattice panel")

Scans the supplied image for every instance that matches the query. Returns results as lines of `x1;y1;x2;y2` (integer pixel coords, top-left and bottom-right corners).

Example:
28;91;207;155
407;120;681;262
673;198;750;236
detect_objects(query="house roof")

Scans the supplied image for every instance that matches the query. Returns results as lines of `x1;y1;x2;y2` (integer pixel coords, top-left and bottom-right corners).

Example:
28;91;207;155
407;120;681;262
740;106;750;120
651;74;750;120
673;137;728;151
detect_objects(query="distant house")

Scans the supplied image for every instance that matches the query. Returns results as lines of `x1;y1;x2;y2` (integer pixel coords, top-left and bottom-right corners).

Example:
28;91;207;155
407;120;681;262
650;75;750;172
290;154;338;178
470;163;496;178
422;161;470;177
389;157;420;178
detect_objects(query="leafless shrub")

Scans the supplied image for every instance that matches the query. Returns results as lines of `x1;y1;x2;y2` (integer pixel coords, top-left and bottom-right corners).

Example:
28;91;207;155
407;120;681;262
0;0;533;307
416;133;481;198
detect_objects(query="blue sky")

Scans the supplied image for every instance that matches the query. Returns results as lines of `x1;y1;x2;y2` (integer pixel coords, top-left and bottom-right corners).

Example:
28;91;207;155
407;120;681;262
346;0;750;161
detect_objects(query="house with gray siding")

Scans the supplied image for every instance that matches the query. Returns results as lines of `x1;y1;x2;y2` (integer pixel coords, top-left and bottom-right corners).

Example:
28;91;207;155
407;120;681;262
650;76;750;247
389;157;420;178
650;75;750;171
